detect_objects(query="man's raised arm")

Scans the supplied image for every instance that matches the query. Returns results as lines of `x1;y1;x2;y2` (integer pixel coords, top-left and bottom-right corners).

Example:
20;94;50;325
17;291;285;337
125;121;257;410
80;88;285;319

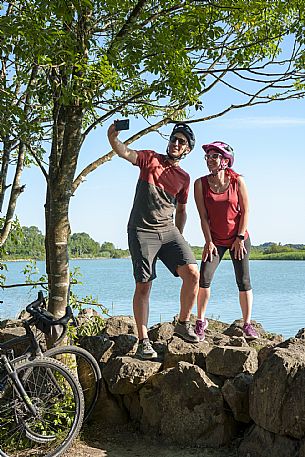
107;123;138;164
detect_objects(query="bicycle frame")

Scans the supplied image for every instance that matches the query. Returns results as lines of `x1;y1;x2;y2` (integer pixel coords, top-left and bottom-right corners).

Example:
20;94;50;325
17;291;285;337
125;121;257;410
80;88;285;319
0;319;44;365
0;292;86;457
0;352;38;416
1;290;101;424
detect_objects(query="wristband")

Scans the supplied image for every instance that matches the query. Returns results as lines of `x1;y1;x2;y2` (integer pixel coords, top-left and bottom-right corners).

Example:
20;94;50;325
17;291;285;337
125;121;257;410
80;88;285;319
236;234;245;240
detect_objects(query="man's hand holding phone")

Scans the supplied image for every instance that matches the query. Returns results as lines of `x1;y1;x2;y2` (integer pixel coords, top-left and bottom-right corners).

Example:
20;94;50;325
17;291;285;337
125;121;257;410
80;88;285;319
114;119;130;131
107;119;136;163
108;119;129;142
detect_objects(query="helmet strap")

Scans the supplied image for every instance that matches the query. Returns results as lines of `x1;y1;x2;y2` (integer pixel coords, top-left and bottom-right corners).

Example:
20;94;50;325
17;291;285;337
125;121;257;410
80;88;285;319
166;146;188;162
210;160;227;176
166;153;188;162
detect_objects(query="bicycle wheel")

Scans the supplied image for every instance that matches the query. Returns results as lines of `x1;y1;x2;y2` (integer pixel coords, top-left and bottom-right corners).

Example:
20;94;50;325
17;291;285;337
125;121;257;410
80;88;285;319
0;357;84;457
44;345;101;422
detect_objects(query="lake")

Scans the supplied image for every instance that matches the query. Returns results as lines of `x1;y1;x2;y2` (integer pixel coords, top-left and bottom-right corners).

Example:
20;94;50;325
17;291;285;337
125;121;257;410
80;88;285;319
1;259;304;339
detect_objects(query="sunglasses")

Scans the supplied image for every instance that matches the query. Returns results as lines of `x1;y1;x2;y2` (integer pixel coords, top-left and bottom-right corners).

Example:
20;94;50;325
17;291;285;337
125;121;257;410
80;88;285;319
204;153;222;160
169;135;188;146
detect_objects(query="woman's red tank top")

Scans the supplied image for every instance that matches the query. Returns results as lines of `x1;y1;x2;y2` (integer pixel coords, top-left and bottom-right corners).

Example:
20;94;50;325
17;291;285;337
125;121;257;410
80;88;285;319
201;175;249;247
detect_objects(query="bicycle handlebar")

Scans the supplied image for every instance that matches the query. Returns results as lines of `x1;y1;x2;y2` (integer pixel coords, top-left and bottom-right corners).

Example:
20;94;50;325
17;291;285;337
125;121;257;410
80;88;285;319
26;292;73;345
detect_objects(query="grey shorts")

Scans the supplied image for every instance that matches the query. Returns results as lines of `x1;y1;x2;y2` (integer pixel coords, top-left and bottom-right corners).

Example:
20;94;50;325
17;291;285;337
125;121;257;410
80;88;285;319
128;227;197;283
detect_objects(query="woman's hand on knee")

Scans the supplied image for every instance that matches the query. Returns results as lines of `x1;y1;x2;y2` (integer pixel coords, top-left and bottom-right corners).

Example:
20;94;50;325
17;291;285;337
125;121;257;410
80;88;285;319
203;242;218;262
231;239;247;260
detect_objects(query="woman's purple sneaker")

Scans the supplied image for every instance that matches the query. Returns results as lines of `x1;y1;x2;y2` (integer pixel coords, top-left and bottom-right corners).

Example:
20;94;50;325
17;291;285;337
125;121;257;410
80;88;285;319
195;318;209;341
243;323;259;339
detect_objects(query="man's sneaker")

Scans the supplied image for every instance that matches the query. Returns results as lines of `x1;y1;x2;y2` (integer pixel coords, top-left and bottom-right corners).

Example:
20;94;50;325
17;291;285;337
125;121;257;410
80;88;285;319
174;321;199;343
195;318;209;341
243;323;259;339
136;339;158;360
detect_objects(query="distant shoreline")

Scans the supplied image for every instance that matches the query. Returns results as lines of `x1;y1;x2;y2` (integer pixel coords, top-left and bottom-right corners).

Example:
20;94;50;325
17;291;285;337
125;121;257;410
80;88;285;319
2;255;305;262
2;256;130;262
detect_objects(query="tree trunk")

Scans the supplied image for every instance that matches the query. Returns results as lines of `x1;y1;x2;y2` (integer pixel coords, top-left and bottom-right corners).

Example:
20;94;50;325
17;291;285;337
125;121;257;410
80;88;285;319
0;141;26;247
45;105;83;317
0;136;11;213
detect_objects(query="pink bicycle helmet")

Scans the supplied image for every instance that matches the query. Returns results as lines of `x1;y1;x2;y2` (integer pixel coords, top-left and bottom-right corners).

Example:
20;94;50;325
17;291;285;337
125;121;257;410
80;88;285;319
202;141;234;167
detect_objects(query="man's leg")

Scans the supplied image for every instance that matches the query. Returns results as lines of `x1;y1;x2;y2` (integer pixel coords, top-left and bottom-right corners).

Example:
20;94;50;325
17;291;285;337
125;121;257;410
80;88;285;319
133;281;158;358
173;263;199;342
156;228;199;342
133;281;152;340
128;229;160;358
176;263;199;321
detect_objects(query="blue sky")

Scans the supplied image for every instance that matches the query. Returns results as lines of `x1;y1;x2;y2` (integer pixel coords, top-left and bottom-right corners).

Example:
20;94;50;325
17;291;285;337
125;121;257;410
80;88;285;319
14;94;305;250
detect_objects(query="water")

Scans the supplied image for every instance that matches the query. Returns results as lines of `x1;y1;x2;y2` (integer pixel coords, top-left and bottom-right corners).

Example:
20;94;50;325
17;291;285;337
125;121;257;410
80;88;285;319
1;259;304;339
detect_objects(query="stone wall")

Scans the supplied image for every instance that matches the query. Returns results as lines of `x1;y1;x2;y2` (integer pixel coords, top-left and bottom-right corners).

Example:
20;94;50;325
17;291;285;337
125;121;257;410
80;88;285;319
1;315;305;457
77;316;305;457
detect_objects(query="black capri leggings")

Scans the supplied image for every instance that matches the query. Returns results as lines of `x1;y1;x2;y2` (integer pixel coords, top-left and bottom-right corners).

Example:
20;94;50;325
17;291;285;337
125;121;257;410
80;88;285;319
199;237;252;291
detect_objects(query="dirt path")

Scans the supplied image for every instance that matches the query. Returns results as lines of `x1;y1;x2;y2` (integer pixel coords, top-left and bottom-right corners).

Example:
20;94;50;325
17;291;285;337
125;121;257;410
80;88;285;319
66;425;238;457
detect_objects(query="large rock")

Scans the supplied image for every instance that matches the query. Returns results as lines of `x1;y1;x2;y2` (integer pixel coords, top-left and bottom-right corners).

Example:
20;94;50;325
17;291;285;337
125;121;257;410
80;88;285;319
81;319;138;364
223;320;264;338
104;334;138;360
102;356;161;395
0;323;26;341
257;342;280;367
101;315;137;337
223;323;245;338
80;333;137;365
227;336;248;347
295;328;305;340
222;373;253;423
249;338;305;439
148;322;174;342
163;336;210;370
300;441;305;457
206;346;258;378
0;322;28;356
79;334;113;361
0;318;24;330
211;332;231;346
238;424;301;457
148;322;174;354
138;361;236;447
123;392;142;422
90;377;129;425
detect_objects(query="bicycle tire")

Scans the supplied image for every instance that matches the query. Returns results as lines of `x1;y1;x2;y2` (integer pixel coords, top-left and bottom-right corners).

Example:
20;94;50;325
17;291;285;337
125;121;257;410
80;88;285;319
44;345;101;421
0;357;84;457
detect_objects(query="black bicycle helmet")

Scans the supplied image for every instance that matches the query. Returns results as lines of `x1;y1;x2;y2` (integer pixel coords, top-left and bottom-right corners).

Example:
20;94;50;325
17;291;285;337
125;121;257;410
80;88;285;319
171;123;195;150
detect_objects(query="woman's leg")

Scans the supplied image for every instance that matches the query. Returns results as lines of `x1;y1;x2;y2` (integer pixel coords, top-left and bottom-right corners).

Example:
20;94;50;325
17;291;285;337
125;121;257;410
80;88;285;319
198;245;226;318
197;286;211;320
230;238;258;338
196;246;227;340
230;237;252;322
239;289;253;323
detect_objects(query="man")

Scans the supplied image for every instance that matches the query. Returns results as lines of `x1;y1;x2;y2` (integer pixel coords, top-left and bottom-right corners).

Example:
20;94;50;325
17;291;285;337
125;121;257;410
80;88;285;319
107;122;200;359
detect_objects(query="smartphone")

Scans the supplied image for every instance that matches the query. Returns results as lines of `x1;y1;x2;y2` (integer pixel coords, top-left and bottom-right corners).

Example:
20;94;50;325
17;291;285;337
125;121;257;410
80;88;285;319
114;119;130;131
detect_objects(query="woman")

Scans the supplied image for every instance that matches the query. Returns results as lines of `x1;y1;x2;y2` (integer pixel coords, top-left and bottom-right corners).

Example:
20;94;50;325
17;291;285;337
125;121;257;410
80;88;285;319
194;141;258;341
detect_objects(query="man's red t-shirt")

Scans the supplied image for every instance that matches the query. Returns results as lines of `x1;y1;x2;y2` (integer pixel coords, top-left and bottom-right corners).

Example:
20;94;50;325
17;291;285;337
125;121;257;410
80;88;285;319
128;150;190;231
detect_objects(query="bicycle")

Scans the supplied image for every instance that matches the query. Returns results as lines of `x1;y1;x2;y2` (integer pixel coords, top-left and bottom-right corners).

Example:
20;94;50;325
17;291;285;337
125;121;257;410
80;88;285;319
0;343;85;456
1;291;102;422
